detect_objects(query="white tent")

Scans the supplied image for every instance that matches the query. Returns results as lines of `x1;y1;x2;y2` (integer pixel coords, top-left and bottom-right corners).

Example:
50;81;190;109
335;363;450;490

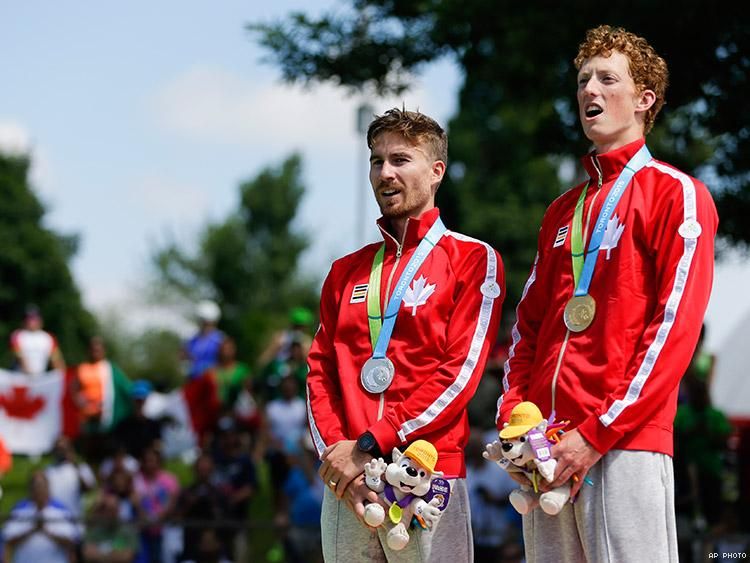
711;310;750;422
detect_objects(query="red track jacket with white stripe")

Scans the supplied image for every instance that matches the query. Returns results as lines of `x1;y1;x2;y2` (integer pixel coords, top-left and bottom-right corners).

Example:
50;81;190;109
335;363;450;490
498;138;718;456
307;208;504;477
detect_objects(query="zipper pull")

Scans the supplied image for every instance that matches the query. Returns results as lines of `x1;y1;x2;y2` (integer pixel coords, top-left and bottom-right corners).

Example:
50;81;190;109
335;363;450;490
593;155;603;188
396;244;402;258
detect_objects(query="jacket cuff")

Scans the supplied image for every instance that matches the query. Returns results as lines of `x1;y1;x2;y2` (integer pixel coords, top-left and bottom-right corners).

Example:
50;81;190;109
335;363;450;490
368;417;403;456
577;414;623;455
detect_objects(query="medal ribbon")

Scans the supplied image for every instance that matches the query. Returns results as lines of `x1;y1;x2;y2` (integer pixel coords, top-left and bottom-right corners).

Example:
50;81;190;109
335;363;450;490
367;218;447;359
367;245;385;350
570;182;588;289
574;145;652;297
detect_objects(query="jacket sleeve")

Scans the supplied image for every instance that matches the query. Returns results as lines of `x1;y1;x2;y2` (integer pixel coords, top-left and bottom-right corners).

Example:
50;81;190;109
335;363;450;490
367;243;504;452
496;213;554;428
306;263;349;458
578;174;718;454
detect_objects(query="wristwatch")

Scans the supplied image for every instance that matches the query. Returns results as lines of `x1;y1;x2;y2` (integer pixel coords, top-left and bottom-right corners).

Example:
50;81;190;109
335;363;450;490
356;431;382;458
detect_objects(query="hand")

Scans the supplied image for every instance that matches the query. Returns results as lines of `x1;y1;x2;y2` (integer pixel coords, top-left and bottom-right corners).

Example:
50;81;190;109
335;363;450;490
319;440;372;498
545;429;601;497
342;474;381;528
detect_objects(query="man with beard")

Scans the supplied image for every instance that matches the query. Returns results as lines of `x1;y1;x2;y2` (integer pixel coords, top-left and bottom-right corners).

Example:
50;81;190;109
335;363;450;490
307;107;505;561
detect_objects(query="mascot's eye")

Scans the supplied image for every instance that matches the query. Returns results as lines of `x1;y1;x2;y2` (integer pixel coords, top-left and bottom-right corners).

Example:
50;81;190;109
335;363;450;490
519;436;526;442
419;471;426;478
401;462;409;468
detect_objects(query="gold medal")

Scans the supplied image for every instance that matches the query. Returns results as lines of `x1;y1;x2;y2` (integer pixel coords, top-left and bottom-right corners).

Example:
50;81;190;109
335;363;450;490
564;294;596;332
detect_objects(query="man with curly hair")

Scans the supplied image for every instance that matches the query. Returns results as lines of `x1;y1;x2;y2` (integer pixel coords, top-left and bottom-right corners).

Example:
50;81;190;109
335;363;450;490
495;25;717;562
308;107;505;561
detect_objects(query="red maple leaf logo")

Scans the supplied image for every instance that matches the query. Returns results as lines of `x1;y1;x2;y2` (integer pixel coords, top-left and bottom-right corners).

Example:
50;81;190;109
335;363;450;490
0;386;46;419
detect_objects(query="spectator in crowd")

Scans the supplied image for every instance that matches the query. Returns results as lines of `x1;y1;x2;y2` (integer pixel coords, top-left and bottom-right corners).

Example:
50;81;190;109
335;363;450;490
10;305;65;376
214;337;250;412
82;493;138;563
465;429;520;561
133;447;180;563
2;471;78;562
232;373;264;452
99;444;139;481
211;417;256;562
674;376;733;531
114;380;163;460
257;307;313;369
264;376;307;511
259;338;309;401
183;300;225;380
103;465;140;523
72;336;133;462
278;435;324;563
182;528;232;563
44;436;96;520
680;323;717;405
176;453;229;562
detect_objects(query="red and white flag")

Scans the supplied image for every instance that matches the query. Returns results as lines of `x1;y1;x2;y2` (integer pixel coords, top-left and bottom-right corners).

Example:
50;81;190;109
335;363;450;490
0;369;69;455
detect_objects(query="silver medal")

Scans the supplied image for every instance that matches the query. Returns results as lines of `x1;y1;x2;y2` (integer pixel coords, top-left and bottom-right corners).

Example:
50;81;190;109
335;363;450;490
361;357;395;394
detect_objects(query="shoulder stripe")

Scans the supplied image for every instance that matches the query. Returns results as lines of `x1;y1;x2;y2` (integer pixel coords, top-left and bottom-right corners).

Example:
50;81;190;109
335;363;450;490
600;161;698;426
306;382;327;457
397;232;498;440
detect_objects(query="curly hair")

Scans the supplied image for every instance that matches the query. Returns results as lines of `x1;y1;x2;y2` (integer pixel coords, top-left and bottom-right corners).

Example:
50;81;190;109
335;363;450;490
575;25;669;134
366;107;448;164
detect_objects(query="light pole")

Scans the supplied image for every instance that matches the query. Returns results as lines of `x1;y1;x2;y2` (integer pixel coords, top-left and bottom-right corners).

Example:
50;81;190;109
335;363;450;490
356;103;374;246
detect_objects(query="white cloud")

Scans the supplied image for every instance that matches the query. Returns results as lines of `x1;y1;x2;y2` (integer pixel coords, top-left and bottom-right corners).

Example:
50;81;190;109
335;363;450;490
151;64;436;150
0;120;31;156
127;175;212;224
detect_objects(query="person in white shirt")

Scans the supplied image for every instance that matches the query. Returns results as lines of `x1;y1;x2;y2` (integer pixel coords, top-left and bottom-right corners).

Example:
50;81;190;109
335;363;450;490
2;471;79;562
10;306;65;376
44;436;96;519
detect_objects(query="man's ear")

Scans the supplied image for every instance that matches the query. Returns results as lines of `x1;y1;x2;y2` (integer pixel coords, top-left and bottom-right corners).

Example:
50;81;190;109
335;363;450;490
635;88;656;114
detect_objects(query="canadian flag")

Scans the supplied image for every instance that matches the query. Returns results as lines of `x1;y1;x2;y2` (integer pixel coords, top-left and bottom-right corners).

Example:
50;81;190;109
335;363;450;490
0;369;73;455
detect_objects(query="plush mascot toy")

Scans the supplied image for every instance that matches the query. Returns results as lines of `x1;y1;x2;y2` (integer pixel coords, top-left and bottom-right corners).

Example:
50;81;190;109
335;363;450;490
363;440;450;551
483;401;571;516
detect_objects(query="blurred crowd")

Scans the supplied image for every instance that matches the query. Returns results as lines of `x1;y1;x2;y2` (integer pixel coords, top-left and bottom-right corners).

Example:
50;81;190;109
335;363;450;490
0;305;748;562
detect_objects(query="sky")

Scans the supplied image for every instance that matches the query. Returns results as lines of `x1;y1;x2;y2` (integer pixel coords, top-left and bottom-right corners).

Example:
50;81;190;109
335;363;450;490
1;2;748;354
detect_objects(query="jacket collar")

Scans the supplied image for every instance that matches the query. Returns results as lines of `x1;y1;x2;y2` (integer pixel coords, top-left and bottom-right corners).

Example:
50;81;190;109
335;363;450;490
582;138;646;185
377;207;442;251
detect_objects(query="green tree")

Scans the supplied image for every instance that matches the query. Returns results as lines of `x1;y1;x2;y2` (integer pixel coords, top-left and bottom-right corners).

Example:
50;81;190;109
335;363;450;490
153;154;318;364
0;152;96;366
250;1;749;305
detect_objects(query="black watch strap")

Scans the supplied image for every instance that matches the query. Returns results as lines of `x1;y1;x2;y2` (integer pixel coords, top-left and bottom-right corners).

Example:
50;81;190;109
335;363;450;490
357;431;382;458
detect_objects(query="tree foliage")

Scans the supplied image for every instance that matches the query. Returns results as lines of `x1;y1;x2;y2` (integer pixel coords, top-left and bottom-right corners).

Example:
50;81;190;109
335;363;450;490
0;152;96;366
153;154;318;363
250;1;750;305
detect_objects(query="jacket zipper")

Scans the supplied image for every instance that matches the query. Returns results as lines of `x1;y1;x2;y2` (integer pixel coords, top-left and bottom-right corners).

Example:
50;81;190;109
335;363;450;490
551;156;604;413
377;219;408;421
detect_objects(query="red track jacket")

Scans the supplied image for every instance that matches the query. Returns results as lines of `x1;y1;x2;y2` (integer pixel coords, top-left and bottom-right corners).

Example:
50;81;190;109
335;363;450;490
307;208;504;477
498;138;718;456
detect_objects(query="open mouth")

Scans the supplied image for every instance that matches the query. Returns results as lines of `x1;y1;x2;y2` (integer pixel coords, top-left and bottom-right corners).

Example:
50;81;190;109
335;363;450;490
585;104;604;118
400;482;414;491
381;188;401;198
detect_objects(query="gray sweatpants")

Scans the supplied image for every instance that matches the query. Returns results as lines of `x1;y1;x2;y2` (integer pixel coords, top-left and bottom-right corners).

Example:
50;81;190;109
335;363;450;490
321;478;473;562
523;450;678;563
